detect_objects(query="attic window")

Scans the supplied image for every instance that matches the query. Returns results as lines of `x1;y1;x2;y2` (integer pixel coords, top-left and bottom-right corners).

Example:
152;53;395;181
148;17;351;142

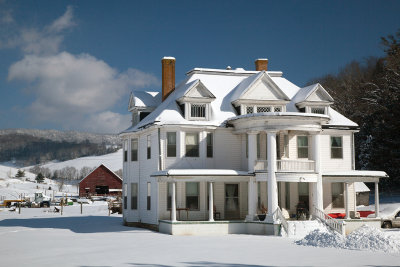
311;107;325;115
257;106;270;113
190;104;206;118
274;107;282;112
246;106;254;114
140;112;151;121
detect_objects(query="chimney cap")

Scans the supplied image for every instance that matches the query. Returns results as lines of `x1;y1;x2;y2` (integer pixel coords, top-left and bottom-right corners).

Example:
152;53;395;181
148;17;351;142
226;66;232;70
255;58;268;61
162;56;176;60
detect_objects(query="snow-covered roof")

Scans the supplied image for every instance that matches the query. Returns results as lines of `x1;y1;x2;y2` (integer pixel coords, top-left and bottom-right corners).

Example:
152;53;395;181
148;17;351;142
323;170;388;178
151;169;252;177
121;67;359;134
128;91;161;110
354;182;370;192
292;83;334;104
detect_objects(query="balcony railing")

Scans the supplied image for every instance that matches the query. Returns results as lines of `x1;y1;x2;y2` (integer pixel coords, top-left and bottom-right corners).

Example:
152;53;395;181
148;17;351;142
254;159;315;172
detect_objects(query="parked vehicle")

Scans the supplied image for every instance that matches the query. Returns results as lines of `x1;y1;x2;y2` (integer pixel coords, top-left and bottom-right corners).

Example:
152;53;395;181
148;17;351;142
381;207;400;228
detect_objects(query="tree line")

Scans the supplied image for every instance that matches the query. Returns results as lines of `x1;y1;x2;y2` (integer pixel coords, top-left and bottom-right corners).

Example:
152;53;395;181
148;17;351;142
310;30;400;190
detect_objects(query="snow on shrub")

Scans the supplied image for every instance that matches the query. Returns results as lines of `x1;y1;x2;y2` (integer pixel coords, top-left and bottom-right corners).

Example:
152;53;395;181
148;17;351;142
296;224;400;253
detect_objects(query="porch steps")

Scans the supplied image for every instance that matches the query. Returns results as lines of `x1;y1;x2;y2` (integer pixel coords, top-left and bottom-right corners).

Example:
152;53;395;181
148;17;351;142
285;219;327;238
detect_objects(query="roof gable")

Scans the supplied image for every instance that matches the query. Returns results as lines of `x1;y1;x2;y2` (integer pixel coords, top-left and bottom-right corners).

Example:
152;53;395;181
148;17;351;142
128;91;161;111
79;164;122;184
231;71;290;104
177;79;215;103
293;83;334;104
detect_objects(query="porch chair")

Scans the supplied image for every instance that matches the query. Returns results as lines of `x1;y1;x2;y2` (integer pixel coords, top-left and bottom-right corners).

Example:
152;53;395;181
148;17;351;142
260;203;268;214
213;205;221;220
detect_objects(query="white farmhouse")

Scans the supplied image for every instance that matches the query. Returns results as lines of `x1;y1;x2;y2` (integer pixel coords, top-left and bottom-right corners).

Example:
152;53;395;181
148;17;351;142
120;57;387;235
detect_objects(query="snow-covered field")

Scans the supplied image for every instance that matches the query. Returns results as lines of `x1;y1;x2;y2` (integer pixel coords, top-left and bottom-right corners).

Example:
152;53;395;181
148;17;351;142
0;203;399;267
24;149;123;172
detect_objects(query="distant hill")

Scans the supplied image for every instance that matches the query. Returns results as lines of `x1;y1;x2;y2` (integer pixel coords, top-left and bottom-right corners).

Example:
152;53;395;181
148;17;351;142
0;129;121;167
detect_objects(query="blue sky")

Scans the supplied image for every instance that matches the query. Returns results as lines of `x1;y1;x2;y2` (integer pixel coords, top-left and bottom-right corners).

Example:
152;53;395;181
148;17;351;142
0;0;399;133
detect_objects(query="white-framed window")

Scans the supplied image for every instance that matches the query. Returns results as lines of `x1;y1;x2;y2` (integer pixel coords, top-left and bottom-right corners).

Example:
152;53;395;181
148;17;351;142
244;105;284;114
131;183;138;210
331;136;343;159
206;133;213;158
131;138;138;161
185;132;199;157
190;103;206;119
147;182;151;210
123;140;128;162
246;106;254;114
167;132;177;157
147;135;151;159
123;183;127;209
332;183;344;208
257;106;270;113
311;107;326;114
297;136;308;158
274;106;282;112
257;133;261;159
186;182;199;210
283;134;289;158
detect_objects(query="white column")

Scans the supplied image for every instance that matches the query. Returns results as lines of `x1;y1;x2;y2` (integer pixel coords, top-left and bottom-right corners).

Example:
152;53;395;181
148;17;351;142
248;132;257;172
312;133;323;213
246;177;257;221
266;131;278;222
208;182;214;222
345;182;350;219
375;182;380;218
171;182;177;222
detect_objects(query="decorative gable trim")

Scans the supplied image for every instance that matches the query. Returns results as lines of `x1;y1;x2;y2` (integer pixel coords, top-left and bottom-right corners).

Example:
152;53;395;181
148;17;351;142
177;80;215;104
295;83;334;107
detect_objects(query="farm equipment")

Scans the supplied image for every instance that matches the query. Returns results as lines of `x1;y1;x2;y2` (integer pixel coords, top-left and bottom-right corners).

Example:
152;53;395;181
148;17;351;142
29;192;52;208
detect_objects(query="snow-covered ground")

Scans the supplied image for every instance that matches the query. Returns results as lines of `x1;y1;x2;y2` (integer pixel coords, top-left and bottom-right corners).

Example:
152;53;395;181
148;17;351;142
24;149;122;172
0;164;77;200
0;203;399;266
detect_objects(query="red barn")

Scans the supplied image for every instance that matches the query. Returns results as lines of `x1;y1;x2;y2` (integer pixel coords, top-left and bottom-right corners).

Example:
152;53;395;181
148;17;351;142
79;164;122;197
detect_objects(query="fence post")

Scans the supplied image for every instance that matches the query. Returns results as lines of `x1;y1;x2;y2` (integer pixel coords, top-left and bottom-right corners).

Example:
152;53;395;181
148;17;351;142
80;202;83;214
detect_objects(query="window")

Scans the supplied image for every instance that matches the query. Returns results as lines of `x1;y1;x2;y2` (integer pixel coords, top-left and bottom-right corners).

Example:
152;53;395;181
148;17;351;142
246;134;248;158
167;132;177;157
297;136;308;158
246;106;254;114
147;182;151;210
131;183;138;210
331;136;343;159
190;104;206;118
274;106;282;112
257;133;261;159
139;111;150;121
311;107;325;114
283;135;289;158
332;183;344;208
123;141;127;162
123;183;127;209
147;135;151;159
131;139;138;161
185;133;199;157
186;182;199;210
257;182;261;210
206;133;213;158
298;183;309;208
167;182;176;210
257;106;270;113
285;182;290;210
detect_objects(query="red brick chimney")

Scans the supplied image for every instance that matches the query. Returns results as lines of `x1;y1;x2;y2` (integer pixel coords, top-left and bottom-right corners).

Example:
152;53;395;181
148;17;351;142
162;57;175;101
255;58;268;71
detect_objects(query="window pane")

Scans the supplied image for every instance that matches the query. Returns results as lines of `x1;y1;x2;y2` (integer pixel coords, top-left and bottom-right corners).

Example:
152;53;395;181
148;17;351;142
207;133;213;158
186;182;199;195
186;182;199;210
257;133;260;158
298;183;309;196
332;183;344;208
185;133;199;157
147;135;151;159
297;136;308;158
331;136;343;159
167;132;177;157
131;183;137;210
191;104;206;118
147;182;151;210
246;106;254;114
131;139;138;161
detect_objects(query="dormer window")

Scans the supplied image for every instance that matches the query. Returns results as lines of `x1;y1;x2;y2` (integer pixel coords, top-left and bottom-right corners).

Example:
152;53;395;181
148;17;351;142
311;107;326;115
247;106;254;114
242;104;285;115
190;103;206;118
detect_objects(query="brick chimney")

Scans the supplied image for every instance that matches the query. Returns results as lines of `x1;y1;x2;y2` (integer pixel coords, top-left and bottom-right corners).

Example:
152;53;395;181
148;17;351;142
255;58;268;71
162;57;175;101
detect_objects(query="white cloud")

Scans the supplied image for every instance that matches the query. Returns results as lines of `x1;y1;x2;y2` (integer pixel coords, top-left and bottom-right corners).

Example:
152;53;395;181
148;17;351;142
84;112;132;134
8;52;159;133
0;6;75;54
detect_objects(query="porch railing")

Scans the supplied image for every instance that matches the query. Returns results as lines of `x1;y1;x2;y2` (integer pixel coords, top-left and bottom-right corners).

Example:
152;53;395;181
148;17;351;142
314;207;346;235
273;207;288;236
254;159;315;172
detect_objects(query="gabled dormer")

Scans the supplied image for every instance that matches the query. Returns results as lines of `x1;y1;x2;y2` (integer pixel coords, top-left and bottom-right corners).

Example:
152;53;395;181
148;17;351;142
293;83;334;115
128;91;161;126
176;79;215;121
231;71;290;115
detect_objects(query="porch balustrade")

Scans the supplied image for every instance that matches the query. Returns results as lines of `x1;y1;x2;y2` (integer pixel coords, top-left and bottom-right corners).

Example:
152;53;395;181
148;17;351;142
314;207;345;235
254;159;315;172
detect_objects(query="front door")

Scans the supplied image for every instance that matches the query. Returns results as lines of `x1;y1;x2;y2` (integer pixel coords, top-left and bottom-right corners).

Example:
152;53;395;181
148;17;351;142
225;183;240;219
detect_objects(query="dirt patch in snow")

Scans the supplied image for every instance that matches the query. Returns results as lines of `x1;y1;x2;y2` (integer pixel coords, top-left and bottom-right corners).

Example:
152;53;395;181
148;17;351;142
296;225;400;253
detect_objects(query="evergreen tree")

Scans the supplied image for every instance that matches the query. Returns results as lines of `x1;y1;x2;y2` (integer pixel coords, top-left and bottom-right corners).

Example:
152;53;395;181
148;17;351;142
15;169;25;178
36;172;44;183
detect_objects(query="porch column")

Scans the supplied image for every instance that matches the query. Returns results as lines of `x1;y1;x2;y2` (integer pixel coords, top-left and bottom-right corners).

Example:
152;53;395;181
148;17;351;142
171;182;177;222
266;131;278;222
345;182;350;219
246;177;257;221
312;133;323;213
375;182;380;218
248;132;258;172
208;182;214;222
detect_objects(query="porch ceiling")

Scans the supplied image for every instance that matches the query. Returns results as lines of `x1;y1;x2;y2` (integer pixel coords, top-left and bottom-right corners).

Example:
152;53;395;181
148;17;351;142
322;170;388;183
